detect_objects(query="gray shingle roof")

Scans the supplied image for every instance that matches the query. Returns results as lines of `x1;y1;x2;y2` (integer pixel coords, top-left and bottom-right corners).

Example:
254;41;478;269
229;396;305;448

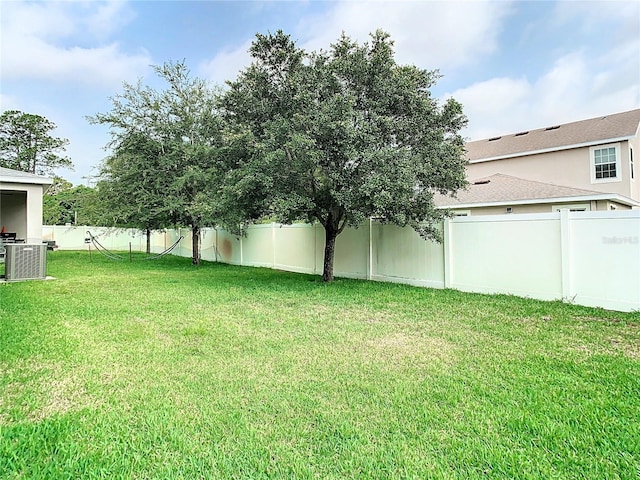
466;109;640;162
434;173;628;207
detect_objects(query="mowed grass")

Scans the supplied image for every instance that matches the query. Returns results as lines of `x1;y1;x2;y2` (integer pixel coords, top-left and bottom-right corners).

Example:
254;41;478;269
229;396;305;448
1;251;639;479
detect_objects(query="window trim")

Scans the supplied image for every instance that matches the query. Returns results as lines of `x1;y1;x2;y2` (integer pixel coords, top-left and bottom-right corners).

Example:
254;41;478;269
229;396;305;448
590;143;622;184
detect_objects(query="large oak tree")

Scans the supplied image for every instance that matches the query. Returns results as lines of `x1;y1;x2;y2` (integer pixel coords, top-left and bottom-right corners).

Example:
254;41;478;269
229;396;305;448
222;30;468;281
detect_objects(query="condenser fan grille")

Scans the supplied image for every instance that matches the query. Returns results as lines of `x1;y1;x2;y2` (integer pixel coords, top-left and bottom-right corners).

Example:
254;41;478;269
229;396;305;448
5;244;47;281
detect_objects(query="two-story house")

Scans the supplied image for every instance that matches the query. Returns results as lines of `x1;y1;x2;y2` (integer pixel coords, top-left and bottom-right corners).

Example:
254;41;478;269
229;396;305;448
437;108;640;214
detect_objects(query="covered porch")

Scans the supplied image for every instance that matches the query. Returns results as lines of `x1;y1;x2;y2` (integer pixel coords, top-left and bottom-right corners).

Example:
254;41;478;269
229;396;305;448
0;167;53;244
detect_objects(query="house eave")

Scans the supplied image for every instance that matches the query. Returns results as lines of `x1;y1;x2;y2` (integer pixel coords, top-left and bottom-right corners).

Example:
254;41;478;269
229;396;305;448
468;135;635;164
0;175;54;186
437;193;640;210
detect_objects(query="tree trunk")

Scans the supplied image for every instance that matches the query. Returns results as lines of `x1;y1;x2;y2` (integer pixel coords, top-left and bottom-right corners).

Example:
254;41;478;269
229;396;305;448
322;212;343;282
322;225;338;282
192;225;200;265
146;228;151;254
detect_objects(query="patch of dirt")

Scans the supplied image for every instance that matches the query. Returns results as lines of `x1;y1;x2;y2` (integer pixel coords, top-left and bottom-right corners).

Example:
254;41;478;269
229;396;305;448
31;374;101;421
567;336;640;360
1;361;102;423
573;315;627;324
361;311;397;324
609;336;640;359
363;332;455;367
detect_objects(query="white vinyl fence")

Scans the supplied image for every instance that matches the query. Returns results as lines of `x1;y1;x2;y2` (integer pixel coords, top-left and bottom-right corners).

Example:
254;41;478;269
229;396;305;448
44;210;640;312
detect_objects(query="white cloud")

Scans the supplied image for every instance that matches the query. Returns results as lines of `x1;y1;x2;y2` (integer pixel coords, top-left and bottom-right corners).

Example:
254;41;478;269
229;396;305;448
3;36;151;88
2;1;76;39
295;1;514;70
285;0;639;141
0;1;151;88
553;0;639;34
85;1;137;40
198;40;254;86
1;0;136;41
447;77;532;139
199;1;514;86
448;46;640;141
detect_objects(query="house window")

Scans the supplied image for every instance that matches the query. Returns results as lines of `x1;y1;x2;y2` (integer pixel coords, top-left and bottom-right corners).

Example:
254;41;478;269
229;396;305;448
631;147;635;180
590;144;621;183
452;210;470;217
553;204;590;212
594;147;616;178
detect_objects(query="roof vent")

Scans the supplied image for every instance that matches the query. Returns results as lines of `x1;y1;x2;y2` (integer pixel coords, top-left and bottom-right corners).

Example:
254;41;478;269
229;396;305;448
473;179;491;185
488;136;501;142
544;125;560;131
514;131;529;136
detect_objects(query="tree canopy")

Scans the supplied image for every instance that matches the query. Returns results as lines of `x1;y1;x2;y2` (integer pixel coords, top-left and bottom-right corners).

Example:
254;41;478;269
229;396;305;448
0;110;72;176
221;30;468;281
89;61;223;263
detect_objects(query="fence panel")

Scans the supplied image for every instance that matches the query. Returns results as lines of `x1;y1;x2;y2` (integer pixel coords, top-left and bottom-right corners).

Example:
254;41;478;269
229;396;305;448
45;210;640;312
448;215;563;300
44;225;145;252
152;229;185;256
239;224;274;267
333;223;370;279
372;223;445;288
569;211;640;311
210;228;241;264
274;223;318;274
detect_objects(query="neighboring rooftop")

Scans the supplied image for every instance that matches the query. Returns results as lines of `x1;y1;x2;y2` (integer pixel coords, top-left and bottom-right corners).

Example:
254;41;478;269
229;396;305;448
466;108;640;162
434;174;639;208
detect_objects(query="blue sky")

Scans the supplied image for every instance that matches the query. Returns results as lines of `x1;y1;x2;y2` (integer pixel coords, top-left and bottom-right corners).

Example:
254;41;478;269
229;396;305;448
1;0;639;185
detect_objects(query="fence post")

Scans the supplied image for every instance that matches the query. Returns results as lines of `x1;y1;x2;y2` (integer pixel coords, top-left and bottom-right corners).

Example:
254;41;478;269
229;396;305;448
559;209;572;301
443;219;453;289
368;218;373;281
314;223;318;275
272;222;276;268
214;228;218;262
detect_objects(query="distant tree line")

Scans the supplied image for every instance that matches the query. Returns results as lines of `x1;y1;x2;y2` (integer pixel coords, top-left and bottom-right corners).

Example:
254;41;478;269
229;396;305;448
41;177;104;226
4;30;469;281
0;110;72;175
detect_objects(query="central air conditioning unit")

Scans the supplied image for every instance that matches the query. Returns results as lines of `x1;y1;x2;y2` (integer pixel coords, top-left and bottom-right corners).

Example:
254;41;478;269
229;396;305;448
4;244;47;281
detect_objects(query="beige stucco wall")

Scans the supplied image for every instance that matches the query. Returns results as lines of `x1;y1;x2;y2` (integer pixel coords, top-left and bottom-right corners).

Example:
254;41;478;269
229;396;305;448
466;140;636;200
0;182;45;243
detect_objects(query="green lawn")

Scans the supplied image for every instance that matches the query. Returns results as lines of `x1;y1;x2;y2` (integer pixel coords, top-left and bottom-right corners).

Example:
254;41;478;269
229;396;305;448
1;251;639;479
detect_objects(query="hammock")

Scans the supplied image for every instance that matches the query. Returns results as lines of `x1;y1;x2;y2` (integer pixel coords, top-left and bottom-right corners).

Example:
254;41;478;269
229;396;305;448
85;231;183;261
